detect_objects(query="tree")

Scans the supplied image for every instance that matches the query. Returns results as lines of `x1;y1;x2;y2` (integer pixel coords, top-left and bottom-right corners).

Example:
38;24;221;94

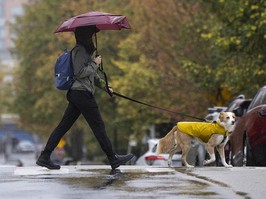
112;0;209;137
0;60;16;115
181;0;266;100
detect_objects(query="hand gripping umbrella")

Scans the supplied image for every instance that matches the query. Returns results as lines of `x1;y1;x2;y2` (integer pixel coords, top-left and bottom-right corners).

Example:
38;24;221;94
54;11;131;96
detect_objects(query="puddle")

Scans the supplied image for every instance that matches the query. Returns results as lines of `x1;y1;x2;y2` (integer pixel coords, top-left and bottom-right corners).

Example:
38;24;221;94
58;168;222;198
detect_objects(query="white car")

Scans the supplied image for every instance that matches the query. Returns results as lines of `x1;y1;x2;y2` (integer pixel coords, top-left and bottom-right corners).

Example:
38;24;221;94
15;140;35;152
136;139;182;166
205;106;227;122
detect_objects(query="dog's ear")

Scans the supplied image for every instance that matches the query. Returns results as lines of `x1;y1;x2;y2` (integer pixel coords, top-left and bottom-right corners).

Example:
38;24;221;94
219;112;226;122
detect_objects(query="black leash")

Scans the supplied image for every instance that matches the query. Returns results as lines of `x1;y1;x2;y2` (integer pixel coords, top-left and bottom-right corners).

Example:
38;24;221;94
97;62;205;121
112;91;206;121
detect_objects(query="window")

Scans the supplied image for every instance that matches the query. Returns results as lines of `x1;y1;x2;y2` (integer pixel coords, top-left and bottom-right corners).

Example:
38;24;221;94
248;88;266;110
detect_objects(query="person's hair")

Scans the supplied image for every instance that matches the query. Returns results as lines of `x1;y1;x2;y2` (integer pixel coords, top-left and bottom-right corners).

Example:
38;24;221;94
87;42;96;55
74;26;99;54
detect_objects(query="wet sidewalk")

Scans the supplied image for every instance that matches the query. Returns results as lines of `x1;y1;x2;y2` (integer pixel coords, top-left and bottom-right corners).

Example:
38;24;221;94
1;165;178;199
0;165;264;199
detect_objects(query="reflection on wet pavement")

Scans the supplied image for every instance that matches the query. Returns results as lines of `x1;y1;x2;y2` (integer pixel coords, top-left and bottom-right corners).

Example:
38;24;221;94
176;168;250;199
58;167;246;199
0;166;251;199
61;169;126;190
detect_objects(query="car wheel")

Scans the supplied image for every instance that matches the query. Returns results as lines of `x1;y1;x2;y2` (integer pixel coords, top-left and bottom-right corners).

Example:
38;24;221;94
244;134;256;166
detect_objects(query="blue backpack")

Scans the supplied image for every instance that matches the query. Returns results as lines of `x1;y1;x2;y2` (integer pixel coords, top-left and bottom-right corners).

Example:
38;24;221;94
54;49;75;90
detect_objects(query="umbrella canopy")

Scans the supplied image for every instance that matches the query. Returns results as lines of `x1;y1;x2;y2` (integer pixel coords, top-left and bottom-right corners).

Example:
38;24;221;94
54;11;131;33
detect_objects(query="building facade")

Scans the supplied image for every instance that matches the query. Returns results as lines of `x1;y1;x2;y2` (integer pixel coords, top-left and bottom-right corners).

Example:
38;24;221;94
0;0;29;67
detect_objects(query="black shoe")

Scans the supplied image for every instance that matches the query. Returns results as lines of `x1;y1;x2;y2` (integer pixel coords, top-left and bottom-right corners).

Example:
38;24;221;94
109;153;134;170
36;151;61;170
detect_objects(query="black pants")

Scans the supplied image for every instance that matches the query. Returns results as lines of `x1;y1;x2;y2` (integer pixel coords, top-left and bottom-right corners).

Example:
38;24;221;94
44;90;115;158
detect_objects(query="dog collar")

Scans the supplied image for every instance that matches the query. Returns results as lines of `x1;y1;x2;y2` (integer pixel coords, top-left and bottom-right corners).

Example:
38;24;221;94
216;121;229;136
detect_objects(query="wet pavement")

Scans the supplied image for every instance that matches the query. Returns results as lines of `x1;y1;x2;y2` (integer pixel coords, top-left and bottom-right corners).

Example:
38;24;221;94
0;165;265;199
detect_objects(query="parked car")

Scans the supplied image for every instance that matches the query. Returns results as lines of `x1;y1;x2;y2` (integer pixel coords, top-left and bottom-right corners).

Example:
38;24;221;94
204;106;227;122
15;140;35;153
226;86;266;166
135;139;182;166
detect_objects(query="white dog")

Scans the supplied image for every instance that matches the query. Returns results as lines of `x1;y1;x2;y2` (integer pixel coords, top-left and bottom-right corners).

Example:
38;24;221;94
156;112;236;168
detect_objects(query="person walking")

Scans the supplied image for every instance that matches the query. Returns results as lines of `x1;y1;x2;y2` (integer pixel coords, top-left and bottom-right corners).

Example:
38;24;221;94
36;26;133;170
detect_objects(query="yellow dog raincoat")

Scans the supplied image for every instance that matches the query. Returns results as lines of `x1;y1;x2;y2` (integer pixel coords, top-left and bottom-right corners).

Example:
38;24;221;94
177;122;228;143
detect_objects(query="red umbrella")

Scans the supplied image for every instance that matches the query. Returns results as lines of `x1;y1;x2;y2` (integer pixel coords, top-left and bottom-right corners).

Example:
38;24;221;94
54;11;131;33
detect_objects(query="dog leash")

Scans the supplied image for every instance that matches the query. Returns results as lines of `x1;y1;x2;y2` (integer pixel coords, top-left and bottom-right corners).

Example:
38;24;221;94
112;91;206;121
94;49;205;122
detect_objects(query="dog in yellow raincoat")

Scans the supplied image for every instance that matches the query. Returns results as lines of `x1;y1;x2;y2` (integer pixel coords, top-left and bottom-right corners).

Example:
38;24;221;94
156;112;235;168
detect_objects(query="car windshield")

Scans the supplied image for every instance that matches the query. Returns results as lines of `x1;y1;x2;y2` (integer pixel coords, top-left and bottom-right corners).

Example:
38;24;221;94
248;88;266;110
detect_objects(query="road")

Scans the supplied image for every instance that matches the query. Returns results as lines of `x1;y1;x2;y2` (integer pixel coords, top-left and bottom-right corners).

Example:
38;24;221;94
0;164;265;199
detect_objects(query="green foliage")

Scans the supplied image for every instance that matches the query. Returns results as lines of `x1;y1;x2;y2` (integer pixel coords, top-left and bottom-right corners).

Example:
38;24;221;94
184;0;266;97
12;0;69;133
0;65;15;114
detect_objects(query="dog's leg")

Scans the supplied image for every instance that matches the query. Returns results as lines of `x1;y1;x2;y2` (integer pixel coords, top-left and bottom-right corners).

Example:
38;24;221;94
181;145;194;168
168;145;179;167
203;143;216;165
217;144;233;168
178;132;194;168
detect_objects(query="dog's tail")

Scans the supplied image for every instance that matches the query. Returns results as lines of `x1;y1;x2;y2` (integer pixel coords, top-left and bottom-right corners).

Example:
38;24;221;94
156;126;177;154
